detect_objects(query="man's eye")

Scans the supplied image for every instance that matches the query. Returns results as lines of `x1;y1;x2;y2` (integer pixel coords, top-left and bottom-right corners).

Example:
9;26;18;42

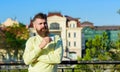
39;23;42;25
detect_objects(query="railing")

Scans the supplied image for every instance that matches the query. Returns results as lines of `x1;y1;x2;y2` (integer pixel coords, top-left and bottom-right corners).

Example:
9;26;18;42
1;61;120;72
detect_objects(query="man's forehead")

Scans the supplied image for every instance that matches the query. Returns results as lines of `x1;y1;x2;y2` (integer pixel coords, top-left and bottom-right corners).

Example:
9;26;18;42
34;18;46;22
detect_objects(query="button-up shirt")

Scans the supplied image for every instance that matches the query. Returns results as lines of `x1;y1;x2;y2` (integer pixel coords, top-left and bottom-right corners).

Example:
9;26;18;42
23;34;63;72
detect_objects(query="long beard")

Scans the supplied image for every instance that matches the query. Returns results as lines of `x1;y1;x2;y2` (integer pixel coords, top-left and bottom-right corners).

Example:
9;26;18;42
36;28;49;37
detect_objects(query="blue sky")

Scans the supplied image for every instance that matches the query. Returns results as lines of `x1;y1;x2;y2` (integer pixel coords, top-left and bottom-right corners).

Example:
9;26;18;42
0;0;120;26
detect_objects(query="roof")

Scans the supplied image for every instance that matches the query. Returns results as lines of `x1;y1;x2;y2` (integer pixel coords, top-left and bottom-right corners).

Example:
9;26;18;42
94;26;120;30
81;21;93;25
81;21;94;28
48;12;63;17
65;15;81;27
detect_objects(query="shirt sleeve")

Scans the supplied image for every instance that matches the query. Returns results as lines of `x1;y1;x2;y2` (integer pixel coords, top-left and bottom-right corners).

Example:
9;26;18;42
38;35;63;64
23;37;42;65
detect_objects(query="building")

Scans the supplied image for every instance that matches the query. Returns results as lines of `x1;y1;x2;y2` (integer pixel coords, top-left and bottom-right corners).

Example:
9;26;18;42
28;12;83;60
27;12;120;60
0;12;120;61
1;18;19;27
82;25;120;57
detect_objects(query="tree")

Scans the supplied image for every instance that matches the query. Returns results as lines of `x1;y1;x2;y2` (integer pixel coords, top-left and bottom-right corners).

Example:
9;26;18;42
109;33;120;60
80;32;112;72
83;32;111;61
2;23;29;62
116;33;120;49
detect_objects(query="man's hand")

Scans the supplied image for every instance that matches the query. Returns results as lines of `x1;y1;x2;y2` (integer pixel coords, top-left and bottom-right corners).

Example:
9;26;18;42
39;36;52;49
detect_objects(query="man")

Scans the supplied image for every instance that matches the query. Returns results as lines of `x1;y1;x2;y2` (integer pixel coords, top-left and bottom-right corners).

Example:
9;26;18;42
23;13;63;72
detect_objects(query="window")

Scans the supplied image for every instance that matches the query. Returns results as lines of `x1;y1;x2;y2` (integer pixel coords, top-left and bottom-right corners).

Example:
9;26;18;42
70;23;76;28
68;32;70;38
68;41;71;47
74;41;76;47
50;23;60;29
74;32;76;38
73;24;75;28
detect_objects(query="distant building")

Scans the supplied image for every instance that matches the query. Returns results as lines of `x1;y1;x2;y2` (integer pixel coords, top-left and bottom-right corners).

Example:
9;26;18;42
82;26;120;57
81;21;94;28
28;12;83;60
1;18;19;27
27;12;120;61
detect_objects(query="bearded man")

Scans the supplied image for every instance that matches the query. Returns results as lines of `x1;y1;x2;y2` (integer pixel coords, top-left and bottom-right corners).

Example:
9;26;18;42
23;13;63;72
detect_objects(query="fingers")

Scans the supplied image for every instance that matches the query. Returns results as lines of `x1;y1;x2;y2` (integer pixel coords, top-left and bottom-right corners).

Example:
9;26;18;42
39;36;51;49
44;37;52;43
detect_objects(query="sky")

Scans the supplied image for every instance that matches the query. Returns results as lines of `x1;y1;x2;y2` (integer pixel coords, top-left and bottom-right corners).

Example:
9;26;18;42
0;0;120;26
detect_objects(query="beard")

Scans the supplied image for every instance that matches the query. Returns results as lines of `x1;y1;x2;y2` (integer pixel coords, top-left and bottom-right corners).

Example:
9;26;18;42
36;28;49;37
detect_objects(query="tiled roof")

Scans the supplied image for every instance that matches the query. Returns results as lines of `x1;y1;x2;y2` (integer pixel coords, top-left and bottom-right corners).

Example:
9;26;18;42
48;12;63;17
65;15;81;27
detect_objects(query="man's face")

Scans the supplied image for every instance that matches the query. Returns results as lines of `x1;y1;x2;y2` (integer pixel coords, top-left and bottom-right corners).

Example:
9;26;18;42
33;18;48;37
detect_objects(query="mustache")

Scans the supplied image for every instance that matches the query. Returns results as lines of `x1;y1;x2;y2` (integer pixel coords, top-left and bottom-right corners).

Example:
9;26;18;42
36;27;49;37
41;27;49;32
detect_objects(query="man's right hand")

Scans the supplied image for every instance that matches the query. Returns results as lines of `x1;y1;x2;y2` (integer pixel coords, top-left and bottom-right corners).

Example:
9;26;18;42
39;36;52;49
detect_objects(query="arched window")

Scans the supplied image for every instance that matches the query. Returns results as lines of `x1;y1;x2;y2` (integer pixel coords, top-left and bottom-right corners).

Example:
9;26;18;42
50;23;60;30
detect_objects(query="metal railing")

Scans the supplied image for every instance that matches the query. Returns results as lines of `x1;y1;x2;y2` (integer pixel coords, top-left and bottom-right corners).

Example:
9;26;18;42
1;61;120;72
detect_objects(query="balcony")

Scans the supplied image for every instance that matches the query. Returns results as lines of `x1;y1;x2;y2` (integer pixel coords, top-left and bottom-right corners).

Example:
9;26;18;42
1;61;120;72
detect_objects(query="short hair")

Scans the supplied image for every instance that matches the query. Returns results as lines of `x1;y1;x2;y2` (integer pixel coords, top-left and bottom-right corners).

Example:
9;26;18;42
32;13;47;22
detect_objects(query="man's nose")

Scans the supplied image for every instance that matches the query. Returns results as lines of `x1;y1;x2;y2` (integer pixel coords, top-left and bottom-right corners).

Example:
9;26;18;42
41;24;45;27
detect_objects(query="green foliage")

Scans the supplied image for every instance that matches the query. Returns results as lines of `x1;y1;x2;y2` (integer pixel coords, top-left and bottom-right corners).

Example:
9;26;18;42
76;32;120;72
83;49;92;60
116;33;120;49
83;32;111;61
75;64;93;72
0;69;28;72
1;23;29;61
4;23;29;49
109;33;120;60
83;31;120;61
